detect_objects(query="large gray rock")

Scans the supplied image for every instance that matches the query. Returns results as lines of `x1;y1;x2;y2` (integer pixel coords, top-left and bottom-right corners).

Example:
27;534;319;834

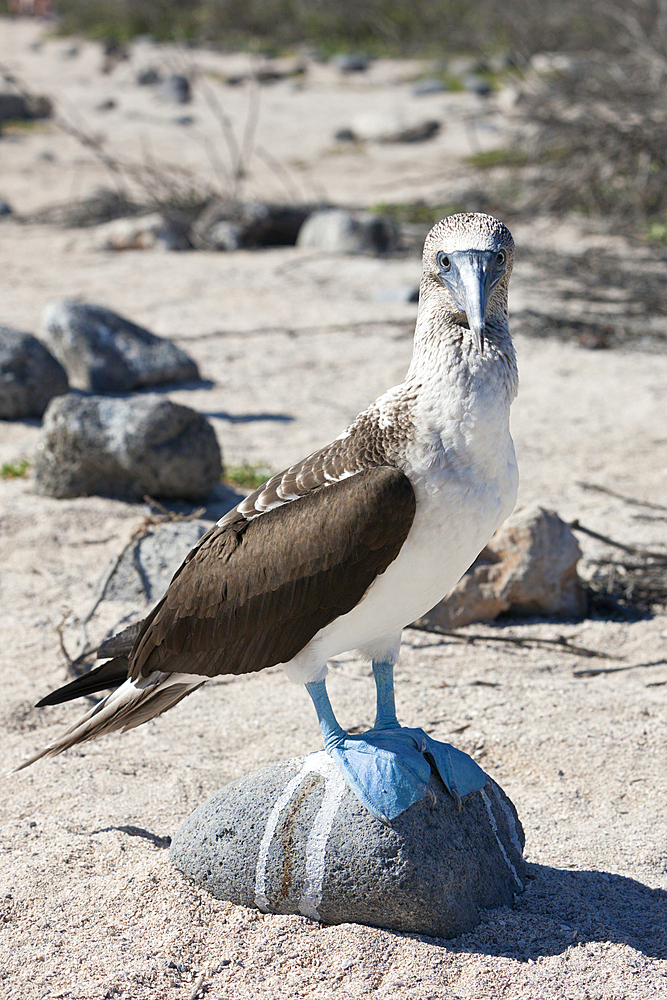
296;209;398;255
34;393;222;501
0;326;69;419
416;504;584;629
40;300;200;393
171;752;527;938
102;519;210;603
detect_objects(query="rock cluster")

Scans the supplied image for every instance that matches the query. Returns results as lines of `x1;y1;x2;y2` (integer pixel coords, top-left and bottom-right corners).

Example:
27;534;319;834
192;201;312;251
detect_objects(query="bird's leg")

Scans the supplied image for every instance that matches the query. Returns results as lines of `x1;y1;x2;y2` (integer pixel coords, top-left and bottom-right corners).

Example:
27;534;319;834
371;660;400;730
305;675;490;824
304;679;348;752
305;677;430;824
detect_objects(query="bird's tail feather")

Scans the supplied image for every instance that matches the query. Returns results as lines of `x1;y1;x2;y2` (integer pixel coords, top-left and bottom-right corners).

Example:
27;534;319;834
13;672;205;772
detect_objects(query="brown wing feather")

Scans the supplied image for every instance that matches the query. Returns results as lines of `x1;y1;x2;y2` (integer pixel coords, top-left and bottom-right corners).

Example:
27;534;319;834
129;466;415;680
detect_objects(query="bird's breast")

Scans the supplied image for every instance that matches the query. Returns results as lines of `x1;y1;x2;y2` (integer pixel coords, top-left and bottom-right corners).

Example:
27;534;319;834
305;431;517;670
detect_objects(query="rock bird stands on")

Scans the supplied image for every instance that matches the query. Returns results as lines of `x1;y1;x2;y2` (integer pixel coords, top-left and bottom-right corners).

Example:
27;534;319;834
19;213;519;825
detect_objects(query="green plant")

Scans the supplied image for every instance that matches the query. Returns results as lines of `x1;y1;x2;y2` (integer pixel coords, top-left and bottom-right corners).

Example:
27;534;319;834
223;463;274;489
1;458;30;479
369;200;464;225
465;148;531;169
646;222;667;244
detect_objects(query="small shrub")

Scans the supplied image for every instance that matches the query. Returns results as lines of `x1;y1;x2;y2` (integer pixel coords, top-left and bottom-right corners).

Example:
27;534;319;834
465;149;530;170
369;200;464;225
224;463;274;490
1;459;30;480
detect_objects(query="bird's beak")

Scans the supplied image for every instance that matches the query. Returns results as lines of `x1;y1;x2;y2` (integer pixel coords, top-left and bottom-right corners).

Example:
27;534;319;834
450;253;495;355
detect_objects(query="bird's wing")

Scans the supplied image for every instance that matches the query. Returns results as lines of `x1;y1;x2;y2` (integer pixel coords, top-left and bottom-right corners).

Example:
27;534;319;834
228;421;388;523
129;465;415;681
96;621;143;659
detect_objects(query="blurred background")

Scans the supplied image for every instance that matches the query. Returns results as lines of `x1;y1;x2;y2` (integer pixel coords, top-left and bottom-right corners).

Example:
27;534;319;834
1;0;666;244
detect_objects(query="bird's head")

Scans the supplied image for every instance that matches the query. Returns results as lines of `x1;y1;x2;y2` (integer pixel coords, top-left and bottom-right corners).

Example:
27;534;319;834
421;213;514;354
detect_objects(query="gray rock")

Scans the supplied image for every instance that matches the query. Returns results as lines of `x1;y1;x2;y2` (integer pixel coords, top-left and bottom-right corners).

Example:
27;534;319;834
102;519;210;604
333;128;356;142
0;93;27;121
159;74;191;104
0;91;52;122
40;300;199;393
0;326;69;419
345;111;440;143
34;393;222;501
412;78;447;96
296;209;398;255
136;66;161;86
192;200;312;250
416;504;584;630
170;752;527;938
330;53;370;73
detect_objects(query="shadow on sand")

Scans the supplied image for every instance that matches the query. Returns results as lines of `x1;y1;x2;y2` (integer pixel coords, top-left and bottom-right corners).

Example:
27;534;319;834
449;863;666;960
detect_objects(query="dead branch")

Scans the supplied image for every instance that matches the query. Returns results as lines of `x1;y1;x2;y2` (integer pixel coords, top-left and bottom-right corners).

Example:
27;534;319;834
570;519;667;563
573;657;667;677
577;481;667;512
408;623;613;659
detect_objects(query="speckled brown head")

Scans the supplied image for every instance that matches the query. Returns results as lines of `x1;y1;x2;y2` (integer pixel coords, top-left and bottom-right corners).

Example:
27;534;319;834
420;213;514;352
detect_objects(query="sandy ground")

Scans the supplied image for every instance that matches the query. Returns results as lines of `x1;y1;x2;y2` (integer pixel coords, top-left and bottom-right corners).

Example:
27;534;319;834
1;18;666;1000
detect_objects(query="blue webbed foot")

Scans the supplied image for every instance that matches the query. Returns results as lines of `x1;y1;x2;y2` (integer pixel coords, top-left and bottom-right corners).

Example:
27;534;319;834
400;727;488;811
328;729;432;824
305;668;488;825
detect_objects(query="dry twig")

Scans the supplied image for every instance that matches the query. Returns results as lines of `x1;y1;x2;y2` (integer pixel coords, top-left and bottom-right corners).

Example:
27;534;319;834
573;658;667;678
409;623;612;659
577;481;667;512
570;520;667;563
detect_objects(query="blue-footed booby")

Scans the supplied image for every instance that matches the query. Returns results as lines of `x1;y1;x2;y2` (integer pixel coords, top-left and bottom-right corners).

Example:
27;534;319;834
18;213;518;825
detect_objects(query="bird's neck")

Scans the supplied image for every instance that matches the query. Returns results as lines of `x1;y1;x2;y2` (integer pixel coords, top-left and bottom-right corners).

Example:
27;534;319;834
383;293;518;473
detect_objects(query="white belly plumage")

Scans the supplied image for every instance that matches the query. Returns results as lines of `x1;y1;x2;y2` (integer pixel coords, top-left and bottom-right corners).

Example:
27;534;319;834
281;452;518;684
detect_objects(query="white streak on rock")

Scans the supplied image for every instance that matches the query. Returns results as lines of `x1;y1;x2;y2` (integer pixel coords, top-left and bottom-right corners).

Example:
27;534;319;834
491;781;524;859
480;787;524;890
299;754;346;919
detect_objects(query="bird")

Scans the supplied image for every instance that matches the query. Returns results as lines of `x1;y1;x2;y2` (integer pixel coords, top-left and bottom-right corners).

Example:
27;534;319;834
17;213;519;825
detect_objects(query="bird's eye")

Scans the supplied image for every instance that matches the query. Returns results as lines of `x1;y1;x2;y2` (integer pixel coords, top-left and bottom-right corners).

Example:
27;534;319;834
438;253;450;271
496;250;506;266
